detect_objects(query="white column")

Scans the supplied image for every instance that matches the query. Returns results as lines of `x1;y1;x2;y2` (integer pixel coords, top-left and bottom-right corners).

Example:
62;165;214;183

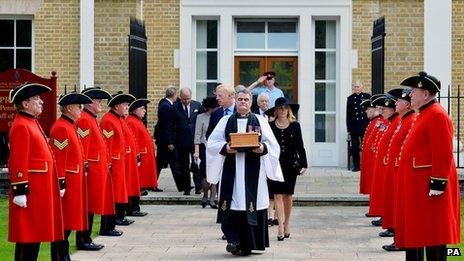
219;13;233;85
179;9;192;95
424;0;452;101
80;0;94;90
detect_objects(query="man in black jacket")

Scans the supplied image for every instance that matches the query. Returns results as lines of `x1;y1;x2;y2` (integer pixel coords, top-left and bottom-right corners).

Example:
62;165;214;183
154;86;178;192
170;88;204;195
346;80;371;172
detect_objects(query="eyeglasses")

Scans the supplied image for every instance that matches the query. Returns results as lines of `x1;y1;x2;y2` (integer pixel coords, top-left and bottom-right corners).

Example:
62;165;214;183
237;97;250;102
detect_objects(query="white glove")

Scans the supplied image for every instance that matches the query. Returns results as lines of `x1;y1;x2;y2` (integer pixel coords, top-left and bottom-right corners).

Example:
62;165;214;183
60;189;66;198
13;195;27;208
299;168;307;175
429;189;444;196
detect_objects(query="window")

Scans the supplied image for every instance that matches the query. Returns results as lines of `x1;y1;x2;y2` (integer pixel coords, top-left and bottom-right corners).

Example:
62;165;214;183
195;20;218;100
0;18;33;72
314;20;337;143
236;20;298;51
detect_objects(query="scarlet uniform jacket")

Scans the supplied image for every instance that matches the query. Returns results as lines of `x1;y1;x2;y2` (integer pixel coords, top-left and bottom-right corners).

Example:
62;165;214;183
50;115;88;231
395;101;460;248
121;118;141;196
126;115;158;189
100;110;128;203
359;115;387;194
76;109;115;215
368;114;400;217
8;112;64;242
381;111;416;230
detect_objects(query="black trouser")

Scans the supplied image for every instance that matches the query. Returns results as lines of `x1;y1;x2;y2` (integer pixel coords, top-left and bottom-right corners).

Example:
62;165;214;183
115;203;127;220
156;144;177;178
76;212;94;246
405;245;447;261
52;230;71;261
350;132;363;170
176;147;195;192
100;214;116;233
15;243;40;261
127;196;141;213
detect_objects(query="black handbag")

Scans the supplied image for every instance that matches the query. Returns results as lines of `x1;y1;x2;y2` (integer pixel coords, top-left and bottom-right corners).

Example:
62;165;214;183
292;154;302;173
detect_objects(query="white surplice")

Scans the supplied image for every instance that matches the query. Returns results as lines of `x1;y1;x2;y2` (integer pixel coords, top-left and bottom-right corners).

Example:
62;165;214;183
206;114;284;211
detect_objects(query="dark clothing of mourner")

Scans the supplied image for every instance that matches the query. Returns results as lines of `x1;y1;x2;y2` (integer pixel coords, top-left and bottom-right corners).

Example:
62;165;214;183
154;98;177;180
268;121;308;195
206;105;236;139
346;92;371;171
171;100;203;193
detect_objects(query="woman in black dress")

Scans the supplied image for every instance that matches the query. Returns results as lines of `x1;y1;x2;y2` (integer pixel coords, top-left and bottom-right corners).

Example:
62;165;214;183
265;97;307;241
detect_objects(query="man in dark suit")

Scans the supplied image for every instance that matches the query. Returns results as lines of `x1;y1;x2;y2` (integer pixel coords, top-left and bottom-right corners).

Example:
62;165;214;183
346;80;371;172
206;84;236;139
171;88;204;195
154;86;178;192
251;92;270;119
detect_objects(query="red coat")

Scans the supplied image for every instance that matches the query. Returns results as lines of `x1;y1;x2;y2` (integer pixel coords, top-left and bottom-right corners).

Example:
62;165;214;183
100;110;128;203
381;111;416;230
126;115;158;189
368;114;399;216
395;101;460;248
121;119;140;196
76;109;115;215
8;112;63;243
50;116;88;231
359;115;387;194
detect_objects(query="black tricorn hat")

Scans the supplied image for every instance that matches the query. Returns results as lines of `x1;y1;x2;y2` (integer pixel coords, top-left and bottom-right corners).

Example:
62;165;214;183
360;98;374;109
372;94;396;109
387;87;411;103
264;97;299;117
58;92;93;106
202;96;219;109
9;83;51;104
81;86;112;100
129;98;150;112
400;71;441;94
108;91;136;107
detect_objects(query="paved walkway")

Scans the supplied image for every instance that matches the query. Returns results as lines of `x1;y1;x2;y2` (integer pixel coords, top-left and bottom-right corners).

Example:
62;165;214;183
72;168;404;260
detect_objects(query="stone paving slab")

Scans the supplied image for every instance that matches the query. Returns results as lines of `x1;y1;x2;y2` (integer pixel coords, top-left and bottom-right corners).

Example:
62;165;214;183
72;205;403;260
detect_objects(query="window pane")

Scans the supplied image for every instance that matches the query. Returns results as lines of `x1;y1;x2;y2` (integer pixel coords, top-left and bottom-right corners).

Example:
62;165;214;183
0;49;14;72
315;114;336;142
315;51;336;80
236;22;265;49
196;82;217;101
238;61;260;86
196;51;217;80
268;22;297;49
271;61;294;101
315;20;336;49
16;20;32;47
16;49;31;70
315;82;336;111
196;20;217;49
0;20;14;47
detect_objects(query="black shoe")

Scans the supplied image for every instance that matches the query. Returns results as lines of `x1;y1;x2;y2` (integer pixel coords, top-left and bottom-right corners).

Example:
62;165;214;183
201;201;208;208
382;243;404;251
226;243;240;254
115;218;134;226
221;234;227;240
268;218;274;227
273;219;279;226
127;210;147;217
77;242;104;251
371;218;382;226
379;229;394;237
140;190;148;196
365;213;379;217
99;229;123;236
183;189;191;195
210;204;218;209
195;188;202;194
277;235;285;241
236;249;252;256
153;188;163;192
284;233;290;238
352;168;360;172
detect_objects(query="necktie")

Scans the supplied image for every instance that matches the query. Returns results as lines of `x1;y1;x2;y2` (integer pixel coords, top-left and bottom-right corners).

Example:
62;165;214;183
184;105;189;117
224;108;230;116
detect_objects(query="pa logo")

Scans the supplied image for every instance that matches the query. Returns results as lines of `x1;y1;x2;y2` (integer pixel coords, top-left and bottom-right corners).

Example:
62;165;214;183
447;248;461;256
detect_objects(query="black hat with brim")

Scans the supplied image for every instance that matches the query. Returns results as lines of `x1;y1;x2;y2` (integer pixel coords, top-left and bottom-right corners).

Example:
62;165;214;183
360;99;374;109
58;92;93;106
108;92;136;107
387;87;411;103
81;87;112;100
264;97;300;117
372;95;396;109
400;71;441;94
262;71;276;78
129;98;150;112
9;83;51;104
202;96;219;109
